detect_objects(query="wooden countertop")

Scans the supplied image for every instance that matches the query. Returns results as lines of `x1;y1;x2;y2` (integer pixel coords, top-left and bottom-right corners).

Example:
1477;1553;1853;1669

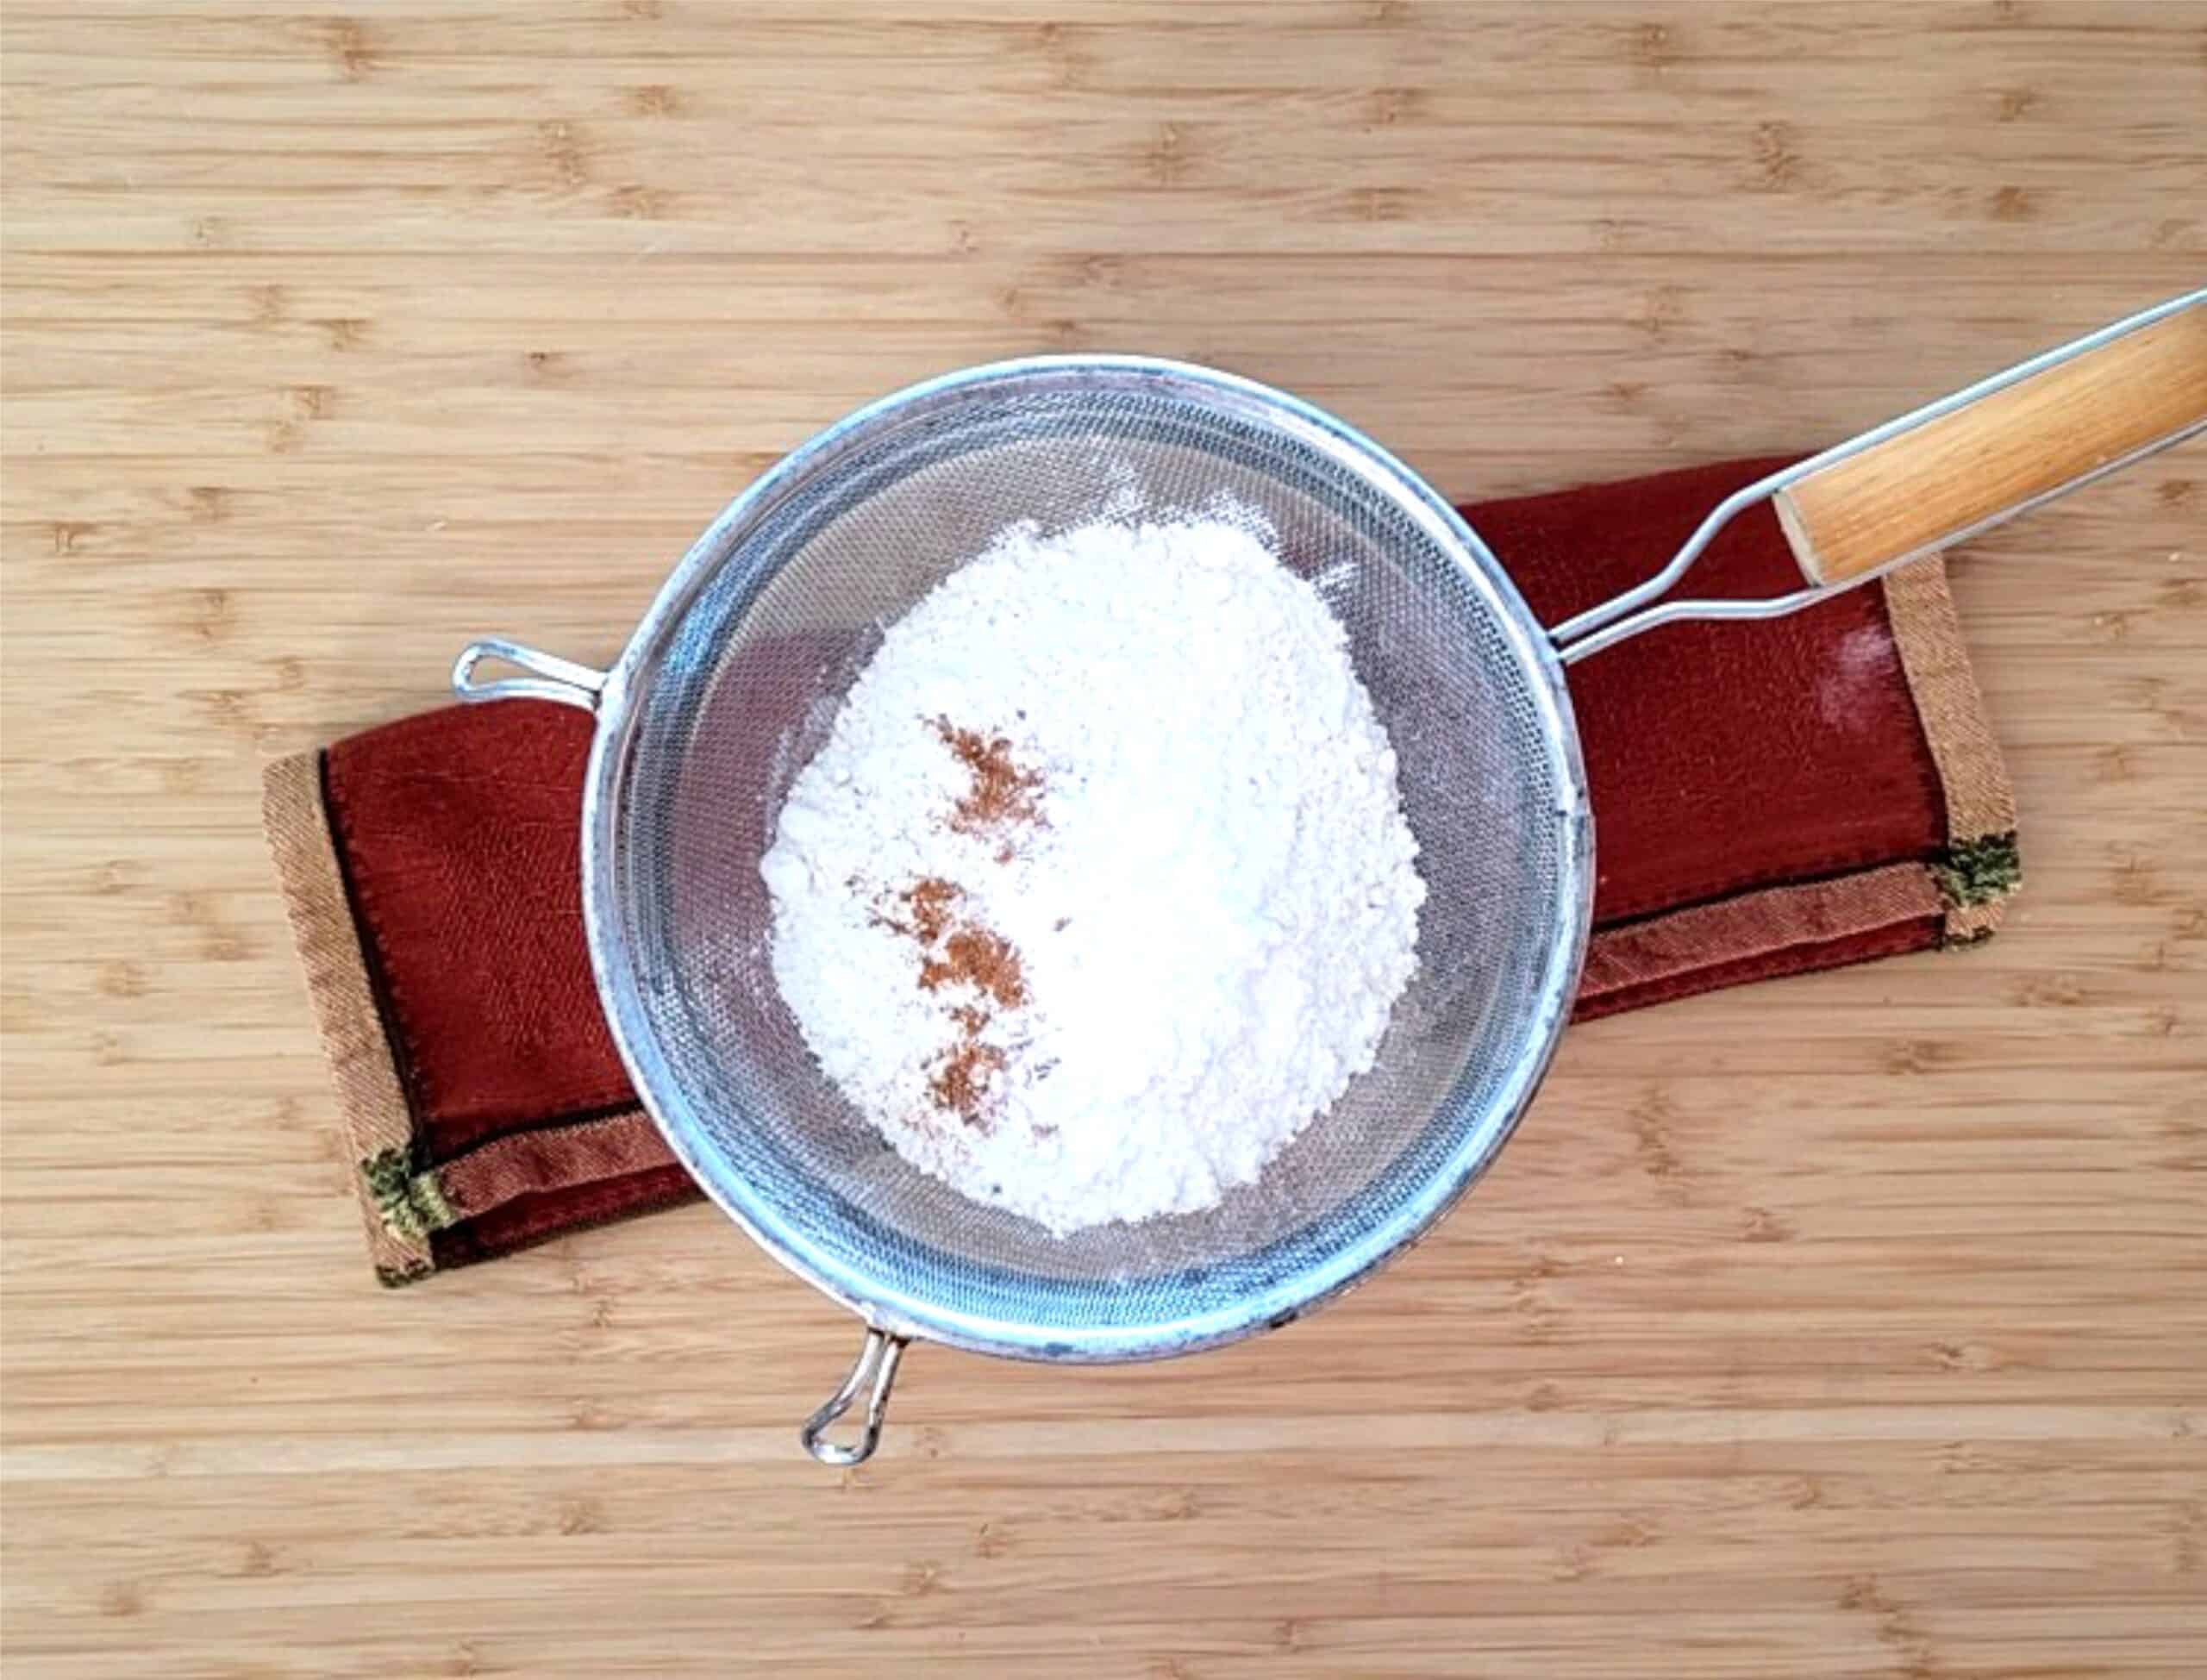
3;4;2202;1674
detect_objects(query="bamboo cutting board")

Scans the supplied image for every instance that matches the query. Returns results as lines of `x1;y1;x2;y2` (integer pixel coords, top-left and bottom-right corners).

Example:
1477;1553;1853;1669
3;3;2203;1676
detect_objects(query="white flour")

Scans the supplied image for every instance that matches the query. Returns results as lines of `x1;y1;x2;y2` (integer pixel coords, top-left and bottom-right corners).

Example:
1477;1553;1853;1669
760;509;1425;1233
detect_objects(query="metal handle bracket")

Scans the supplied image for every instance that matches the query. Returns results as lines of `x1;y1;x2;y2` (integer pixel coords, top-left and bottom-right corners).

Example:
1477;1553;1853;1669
799;1328;907;1467
452;638;608;711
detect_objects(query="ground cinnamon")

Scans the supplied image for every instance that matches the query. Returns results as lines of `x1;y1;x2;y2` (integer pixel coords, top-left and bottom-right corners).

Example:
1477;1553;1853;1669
903;877;960;943
932;717;1043;837
872;872;1028;1127
928;1040;1007;1124
918;927;1026;1009
871;876;960;942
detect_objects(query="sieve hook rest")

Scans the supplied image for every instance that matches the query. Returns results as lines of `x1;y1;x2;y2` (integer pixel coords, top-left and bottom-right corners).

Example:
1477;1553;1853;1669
452;638;607;712
801;1327;908;1467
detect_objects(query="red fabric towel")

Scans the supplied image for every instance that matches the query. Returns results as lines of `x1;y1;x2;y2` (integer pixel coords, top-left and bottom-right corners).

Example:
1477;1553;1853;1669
263;458;2018;1284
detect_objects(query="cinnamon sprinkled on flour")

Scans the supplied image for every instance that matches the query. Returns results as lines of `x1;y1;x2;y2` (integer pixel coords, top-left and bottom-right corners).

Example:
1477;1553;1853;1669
761;510;1424;1233
933;718;1043;839
919;927;1026;1009
875;724;1044;1124
928;1040;1008;1122
865;870;1028;1127
901;877;960;943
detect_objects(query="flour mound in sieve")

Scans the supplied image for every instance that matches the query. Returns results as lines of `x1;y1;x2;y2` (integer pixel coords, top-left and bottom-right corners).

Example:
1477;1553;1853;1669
760;508;1427;1234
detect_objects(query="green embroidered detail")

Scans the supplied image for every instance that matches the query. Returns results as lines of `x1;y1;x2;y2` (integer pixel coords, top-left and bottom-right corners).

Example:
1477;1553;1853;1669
1930;830;2021;908
361;1146;460;1240
374;1258;435;1289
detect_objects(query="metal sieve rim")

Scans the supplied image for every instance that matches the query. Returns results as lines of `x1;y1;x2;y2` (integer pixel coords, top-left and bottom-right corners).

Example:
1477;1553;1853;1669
576;355;1594;1363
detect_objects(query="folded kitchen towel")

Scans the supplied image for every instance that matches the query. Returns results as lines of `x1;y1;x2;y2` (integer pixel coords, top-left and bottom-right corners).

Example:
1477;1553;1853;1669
262;457;2020;1285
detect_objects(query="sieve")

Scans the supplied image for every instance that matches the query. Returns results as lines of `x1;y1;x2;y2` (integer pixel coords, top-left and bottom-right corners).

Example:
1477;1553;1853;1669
454;290;2204;1465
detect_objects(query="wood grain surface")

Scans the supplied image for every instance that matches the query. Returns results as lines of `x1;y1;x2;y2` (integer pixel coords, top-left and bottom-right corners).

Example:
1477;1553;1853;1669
3;3;2203;1676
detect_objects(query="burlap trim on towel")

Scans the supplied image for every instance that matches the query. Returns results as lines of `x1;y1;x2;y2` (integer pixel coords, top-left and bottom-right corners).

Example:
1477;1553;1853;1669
1882;558;2022;941
1580;861;1942;1002
263;753;435;1284
432;1109;673;1222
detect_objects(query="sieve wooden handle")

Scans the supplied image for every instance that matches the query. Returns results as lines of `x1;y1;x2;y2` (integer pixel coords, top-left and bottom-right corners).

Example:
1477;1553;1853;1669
1772;299;2207;587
